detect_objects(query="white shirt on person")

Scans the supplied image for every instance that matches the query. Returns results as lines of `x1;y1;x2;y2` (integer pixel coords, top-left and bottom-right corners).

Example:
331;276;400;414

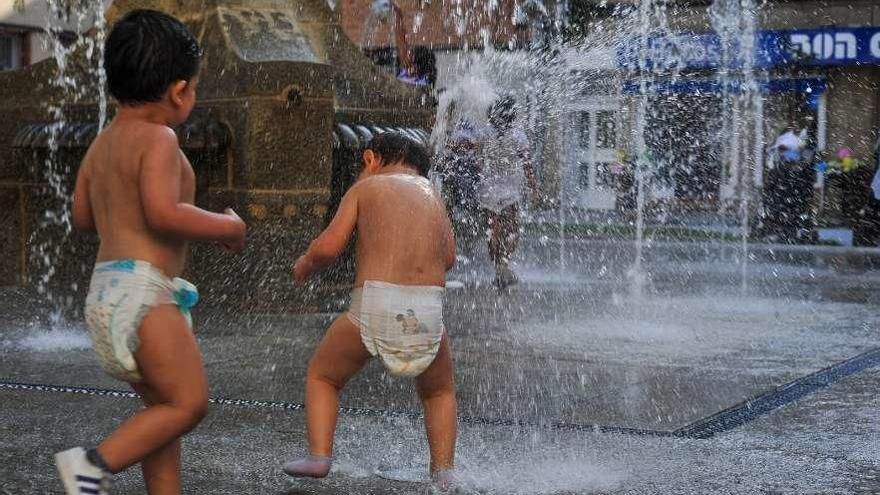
477;127;529;213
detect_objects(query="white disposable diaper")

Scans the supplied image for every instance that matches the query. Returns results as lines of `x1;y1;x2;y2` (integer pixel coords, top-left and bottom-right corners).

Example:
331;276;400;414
84;259;198;383
349;280;445;377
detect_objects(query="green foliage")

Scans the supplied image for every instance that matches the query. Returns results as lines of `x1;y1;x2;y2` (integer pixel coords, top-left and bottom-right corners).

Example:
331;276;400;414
526;222;742;242
525;222;842;246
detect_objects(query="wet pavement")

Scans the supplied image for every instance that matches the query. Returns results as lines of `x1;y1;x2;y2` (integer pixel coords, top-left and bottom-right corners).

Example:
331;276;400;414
1;237;879;493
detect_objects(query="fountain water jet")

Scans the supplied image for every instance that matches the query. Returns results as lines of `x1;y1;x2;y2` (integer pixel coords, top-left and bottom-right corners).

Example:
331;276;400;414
709;0;763;294
32;0;107;327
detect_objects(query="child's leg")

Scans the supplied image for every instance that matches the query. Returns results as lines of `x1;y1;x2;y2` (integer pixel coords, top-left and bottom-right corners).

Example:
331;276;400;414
130;383;182;495
305;314;371;457
415;332;457;473
95;305;208;482
495;204;520;266
484;209;503;265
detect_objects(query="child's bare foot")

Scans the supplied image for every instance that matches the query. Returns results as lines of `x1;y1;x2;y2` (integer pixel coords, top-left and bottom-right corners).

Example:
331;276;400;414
283;455;332;478
494;265;519;289
431;468;456;492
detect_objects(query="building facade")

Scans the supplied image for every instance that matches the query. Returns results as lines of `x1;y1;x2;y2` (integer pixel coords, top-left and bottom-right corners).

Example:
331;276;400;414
564;1;879;234
0;0;113;70
575;0;880;235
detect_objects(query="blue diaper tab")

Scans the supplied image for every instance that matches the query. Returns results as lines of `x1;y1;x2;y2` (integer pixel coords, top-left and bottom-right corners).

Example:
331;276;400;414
172;278;199;314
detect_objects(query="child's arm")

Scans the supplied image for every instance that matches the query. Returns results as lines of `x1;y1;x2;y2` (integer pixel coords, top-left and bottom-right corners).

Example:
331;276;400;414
391;1;416;77
294;187;359;282
140;129;245;245
71;158;96;232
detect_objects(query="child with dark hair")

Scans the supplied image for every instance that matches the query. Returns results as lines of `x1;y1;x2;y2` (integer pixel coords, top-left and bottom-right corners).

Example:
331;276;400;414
285;131;458;488
366;131;432;177
54;9;246;495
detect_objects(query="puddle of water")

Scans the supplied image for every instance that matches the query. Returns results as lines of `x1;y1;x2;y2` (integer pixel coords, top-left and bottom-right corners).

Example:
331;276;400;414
12;325;91;352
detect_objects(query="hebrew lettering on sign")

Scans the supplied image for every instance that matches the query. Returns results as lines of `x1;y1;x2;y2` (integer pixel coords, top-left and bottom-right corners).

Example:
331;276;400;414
790;32;857;61
620;28;880;70
871;33;880;58
790;34;811;56
833;33;857;59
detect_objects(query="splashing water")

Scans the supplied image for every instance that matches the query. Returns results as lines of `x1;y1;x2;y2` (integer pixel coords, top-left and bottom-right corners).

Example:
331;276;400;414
347;0;778;317
17;325;91;352
360;0;395;50
627;0;671;300
709;0;762;295
34;0;107;326
431;36;624;285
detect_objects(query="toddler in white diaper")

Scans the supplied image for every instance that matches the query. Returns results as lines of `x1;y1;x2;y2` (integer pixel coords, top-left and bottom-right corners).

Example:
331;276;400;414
53;10;247;495
284;131;458;489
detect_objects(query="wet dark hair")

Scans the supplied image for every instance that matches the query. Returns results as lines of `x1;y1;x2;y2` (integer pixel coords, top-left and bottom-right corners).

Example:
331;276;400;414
488;95;517;131
365;131;431;178
105;9;201;105
410;46;437;86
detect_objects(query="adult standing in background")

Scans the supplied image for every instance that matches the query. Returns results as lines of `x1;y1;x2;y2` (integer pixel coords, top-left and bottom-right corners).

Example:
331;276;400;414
861;135;880;246
761;122;816;243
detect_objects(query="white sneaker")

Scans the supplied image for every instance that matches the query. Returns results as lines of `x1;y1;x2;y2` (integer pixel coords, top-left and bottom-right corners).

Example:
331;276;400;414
54;447;112;495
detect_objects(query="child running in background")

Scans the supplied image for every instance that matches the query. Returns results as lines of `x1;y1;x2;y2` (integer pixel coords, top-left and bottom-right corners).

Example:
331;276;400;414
54;10;246;495
478;96;538;289
284;132;458;488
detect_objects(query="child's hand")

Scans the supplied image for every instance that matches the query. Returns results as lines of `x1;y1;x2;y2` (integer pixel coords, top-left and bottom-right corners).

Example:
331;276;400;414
221;208;247;253
294;256;313;283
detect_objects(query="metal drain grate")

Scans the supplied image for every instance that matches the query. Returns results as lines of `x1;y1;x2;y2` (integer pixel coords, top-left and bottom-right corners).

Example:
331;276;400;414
675;347;880;439
0;380;671;437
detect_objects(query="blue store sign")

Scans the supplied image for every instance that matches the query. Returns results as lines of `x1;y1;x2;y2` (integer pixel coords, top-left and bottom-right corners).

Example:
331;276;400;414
618;27;880;70
621;77;827;95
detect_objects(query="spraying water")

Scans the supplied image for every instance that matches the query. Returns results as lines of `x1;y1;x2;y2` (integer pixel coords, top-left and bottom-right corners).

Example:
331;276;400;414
627;0;669;300
363;0;768;304
33;0;107;326
709;0;763;294
361;0;395;50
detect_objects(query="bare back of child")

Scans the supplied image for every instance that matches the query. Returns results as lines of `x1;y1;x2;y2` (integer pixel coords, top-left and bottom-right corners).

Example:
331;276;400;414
286;132;457;488
82;121;193;276
54;10;246;495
